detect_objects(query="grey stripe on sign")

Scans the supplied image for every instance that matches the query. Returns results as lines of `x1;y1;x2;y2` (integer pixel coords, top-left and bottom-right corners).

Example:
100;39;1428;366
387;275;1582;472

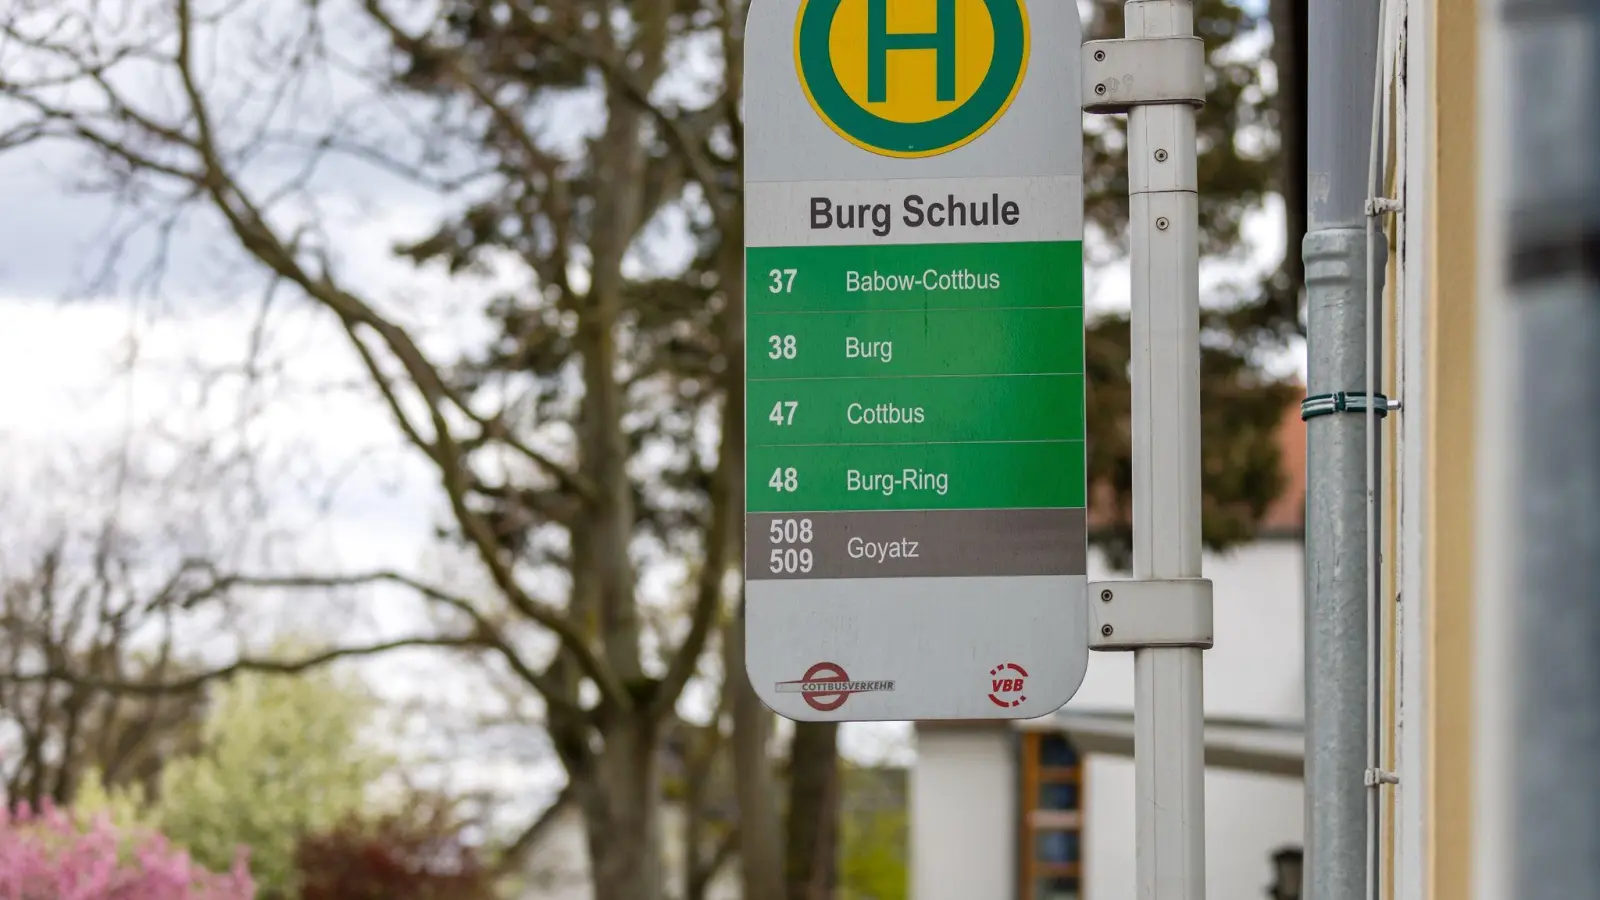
745;508;1086;580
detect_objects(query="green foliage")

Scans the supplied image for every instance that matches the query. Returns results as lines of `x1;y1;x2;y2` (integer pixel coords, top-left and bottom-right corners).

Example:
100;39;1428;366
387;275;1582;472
1085;314;1300;570
837;807;908;900
153;670;392;899
70;768;151;837
1084;0;1280;261
1082;0;1302;569
70;666;392;900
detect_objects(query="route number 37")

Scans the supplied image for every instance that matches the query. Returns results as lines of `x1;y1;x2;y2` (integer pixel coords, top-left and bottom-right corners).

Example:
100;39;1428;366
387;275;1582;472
768;268;797;293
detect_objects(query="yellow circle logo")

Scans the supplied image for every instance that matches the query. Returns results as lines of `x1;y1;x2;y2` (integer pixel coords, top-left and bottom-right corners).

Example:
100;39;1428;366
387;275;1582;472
795;0;1030;158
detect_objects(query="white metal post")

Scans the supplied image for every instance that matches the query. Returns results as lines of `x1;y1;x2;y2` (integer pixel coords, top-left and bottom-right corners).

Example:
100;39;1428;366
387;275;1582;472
1126;4;1206;897
1083;2;1210;898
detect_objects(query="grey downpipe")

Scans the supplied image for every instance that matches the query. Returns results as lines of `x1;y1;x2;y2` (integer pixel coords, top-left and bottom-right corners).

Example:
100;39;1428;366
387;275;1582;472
1301;0;1385;895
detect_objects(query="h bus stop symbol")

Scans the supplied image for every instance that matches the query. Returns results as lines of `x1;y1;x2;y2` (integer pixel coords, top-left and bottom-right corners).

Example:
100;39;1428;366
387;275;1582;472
867;0;957;103
794;0;1032;158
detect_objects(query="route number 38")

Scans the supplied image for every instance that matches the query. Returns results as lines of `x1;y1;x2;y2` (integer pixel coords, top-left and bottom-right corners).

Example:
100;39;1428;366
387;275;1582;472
768;335;797;359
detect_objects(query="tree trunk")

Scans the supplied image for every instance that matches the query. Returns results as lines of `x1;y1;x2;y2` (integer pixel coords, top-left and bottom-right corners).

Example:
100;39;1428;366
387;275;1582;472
785;721;840;900
575;715;666;900
727;601;786;900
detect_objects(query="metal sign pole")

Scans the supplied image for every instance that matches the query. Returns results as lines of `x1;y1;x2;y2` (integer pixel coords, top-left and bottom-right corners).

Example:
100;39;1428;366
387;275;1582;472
1084;2;1212;898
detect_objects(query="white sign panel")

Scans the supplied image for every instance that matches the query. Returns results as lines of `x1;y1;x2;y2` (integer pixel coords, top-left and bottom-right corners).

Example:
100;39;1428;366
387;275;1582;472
743;0;1088;720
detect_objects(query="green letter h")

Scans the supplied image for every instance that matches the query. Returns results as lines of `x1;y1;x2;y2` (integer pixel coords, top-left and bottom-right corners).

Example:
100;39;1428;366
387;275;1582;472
866;0;957;104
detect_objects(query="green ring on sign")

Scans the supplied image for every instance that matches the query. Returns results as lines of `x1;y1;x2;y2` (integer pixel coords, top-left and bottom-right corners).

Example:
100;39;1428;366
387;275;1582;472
794;0;1030;158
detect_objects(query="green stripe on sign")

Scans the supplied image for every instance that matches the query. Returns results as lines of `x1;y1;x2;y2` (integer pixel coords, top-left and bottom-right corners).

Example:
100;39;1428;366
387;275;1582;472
747;241;1082;313
748;306;1084;379
748;373;1084;446
747;441;1086;512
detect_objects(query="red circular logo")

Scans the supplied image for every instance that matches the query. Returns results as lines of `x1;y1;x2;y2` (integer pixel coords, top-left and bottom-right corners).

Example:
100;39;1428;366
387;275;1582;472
988;662;1029;708
800;661;851;711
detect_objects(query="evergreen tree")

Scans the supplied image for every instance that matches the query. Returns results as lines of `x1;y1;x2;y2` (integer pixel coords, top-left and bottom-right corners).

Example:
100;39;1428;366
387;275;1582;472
1083;0;1301;568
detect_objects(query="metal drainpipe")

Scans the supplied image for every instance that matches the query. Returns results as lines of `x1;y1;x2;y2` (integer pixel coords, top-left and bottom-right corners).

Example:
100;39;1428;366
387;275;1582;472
1301;0;1385;895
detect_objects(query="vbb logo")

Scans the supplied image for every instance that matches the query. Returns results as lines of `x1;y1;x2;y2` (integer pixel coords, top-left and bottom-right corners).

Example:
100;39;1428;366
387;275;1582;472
794;0;1031;157
987;662;1028;708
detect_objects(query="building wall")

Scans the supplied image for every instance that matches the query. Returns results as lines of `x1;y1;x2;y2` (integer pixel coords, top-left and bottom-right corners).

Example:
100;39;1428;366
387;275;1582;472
518;803;591;899
1424;0;1480;897
912;537;1306;900
517;802;740;900
1082;756;1304;900
911;726;1019;900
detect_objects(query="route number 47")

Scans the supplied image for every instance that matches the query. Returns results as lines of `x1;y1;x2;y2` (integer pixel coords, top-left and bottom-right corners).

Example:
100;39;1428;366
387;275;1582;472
768;268;797;293
768;401;798;426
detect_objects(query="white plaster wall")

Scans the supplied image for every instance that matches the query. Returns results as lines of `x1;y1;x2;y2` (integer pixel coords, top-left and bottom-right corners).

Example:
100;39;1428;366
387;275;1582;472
910;727;1019;900
518;804;592;900
1082;755;1304;900
517;803;740;900
1070;541;1306;721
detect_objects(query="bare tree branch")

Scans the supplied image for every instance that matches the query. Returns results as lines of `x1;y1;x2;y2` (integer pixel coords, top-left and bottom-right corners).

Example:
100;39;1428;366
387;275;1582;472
201;569;598;721
13;635;476;696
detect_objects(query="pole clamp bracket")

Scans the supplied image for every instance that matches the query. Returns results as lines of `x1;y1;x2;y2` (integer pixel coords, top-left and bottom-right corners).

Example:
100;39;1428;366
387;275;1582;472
1088;579;1214;651
1366;197;1403;216
1300;391;1399;421
1082;37;1207;114
1365;768;1400;787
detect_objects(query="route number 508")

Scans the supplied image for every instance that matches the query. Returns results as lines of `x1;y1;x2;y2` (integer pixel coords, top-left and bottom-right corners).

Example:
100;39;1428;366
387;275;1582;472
768;518;813;544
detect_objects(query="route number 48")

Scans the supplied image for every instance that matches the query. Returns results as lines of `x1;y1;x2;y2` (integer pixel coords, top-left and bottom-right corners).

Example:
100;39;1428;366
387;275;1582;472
768;467;798;492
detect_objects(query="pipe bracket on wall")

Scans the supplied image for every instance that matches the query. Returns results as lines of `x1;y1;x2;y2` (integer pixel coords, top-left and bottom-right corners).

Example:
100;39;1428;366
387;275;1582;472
1300;391;1397;420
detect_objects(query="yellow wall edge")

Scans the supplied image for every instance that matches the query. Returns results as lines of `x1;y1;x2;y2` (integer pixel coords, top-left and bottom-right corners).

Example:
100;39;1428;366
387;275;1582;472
1425;0;1478;897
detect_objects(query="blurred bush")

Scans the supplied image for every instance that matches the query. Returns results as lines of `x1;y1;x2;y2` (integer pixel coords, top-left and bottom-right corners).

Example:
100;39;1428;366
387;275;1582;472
0;798;255;899
293;798;495;900
73;662;393;899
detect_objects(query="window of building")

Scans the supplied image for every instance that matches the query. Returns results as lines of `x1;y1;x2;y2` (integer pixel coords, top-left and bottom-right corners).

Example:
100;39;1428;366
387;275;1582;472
1020;732;1084;900
1035;876;1082;900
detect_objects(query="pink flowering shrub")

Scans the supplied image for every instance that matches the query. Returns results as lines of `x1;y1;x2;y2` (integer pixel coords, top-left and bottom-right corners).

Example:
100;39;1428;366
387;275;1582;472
0;799;254;900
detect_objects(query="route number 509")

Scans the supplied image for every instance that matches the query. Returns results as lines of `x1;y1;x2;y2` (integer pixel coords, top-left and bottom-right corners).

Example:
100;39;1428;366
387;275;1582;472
770;547;814;574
